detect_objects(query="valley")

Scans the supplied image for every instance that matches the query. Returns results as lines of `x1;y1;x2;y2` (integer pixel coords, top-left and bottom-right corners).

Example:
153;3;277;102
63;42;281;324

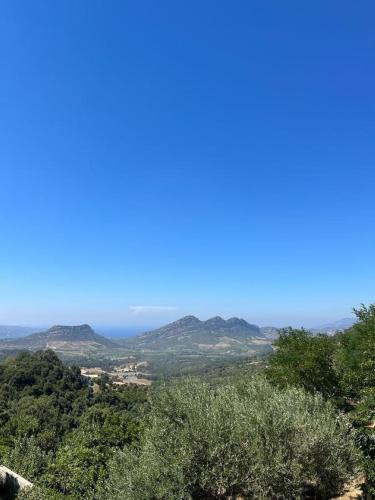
0;315;357;381
0;317;276;378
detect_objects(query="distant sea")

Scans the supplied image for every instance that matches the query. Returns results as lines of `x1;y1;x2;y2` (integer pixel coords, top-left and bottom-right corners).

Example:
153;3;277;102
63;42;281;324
94;325;155;339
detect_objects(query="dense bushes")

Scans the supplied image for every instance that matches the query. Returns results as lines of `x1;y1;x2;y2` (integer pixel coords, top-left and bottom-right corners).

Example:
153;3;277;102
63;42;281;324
267;304;375;495
267;305;375;404
0;350;89;457
334;305;375;399
266;328;340;399
0;350;147;499
103;377;358;499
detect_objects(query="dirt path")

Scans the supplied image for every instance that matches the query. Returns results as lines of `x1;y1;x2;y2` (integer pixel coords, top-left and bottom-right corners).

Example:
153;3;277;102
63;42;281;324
332;476;366;499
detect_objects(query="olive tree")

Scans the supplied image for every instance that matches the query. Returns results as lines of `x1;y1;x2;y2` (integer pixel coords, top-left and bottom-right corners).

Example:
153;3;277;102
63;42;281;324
103;377;359;499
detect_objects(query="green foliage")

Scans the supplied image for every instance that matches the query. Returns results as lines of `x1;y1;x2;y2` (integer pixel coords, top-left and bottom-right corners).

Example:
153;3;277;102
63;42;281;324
2;304;375;499
266;328;340;398
334;304;375;398
42;405;142;497
103;377;359;499
42;435;107;497
0;350;88;454
17;485;71;500
265;305;375;495
0;349;147;499
2;436;50;481
334;305;375;495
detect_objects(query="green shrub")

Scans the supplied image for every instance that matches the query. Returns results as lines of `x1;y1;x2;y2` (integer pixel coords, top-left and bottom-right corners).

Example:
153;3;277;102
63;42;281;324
334;304;375;398
103;377;359;499
266;328;340;399
17;485;71;500
2;435;50;481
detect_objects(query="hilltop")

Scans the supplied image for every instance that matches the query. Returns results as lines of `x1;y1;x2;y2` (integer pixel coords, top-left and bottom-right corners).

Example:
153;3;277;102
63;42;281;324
0;324;117;356
123;315;271;355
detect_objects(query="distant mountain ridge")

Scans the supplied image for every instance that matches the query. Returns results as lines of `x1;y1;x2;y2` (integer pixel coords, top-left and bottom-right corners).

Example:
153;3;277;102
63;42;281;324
0;325;38;339
311;318;356;335
0;324;116;351
124;315;271;354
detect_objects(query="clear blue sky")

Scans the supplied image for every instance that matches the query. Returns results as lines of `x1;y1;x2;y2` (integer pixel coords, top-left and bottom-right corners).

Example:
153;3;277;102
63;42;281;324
1;1;374;328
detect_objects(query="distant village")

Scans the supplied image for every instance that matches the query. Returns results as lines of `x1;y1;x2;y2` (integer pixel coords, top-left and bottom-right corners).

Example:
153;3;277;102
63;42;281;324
80;360;152;386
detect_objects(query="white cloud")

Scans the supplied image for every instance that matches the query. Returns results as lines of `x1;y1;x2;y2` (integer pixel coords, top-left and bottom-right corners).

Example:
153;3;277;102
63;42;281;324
129;305;177;315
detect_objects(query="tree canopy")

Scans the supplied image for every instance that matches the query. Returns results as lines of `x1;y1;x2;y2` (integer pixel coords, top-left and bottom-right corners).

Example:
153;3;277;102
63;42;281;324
2;304;375;498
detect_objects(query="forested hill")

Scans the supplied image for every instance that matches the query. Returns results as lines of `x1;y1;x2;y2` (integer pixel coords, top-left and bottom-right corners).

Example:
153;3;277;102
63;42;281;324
0;349;147;498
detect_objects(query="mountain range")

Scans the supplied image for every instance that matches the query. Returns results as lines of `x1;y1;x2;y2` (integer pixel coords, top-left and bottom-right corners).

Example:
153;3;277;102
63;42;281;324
0;325;39;339
310;318;356;335
123;315;272;354
0;316;355;360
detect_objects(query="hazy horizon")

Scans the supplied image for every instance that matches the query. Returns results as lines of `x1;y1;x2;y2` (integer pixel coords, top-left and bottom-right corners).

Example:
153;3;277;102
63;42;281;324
0;311;357;332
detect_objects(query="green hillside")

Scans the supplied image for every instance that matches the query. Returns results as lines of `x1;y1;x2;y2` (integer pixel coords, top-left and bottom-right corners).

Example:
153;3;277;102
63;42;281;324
123;315;271;355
